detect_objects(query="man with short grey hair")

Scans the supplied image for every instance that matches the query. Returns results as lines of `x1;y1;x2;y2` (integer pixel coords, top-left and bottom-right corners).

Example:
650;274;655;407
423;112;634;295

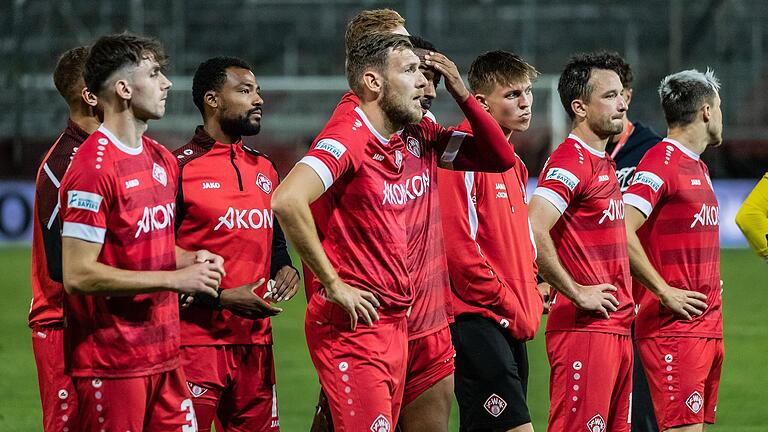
623;69;724;432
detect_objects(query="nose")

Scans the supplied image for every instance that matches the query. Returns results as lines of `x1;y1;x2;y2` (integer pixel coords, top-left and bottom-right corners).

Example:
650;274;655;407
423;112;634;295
617;93;627;112
416;70;428;89
161;72;172;91
424;81;436;100
519;91;531;109
253;92;264;106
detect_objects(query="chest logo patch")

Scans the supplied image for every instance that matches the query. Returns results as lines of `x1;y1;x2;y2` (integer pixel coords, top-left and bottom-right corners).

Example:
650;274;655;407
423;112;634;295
256;173;273;194
406;137;421;158
152;163;167;186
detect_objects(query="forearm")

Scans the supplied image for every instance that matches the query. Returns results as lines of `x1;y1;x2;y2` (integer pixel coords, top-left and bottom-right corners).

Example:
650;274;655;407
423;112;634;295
273;198;339;288
626;228;668;295
64;260;175;296
533;229;580;302
175;246;196;269
455;97;516;172
270;220;294;278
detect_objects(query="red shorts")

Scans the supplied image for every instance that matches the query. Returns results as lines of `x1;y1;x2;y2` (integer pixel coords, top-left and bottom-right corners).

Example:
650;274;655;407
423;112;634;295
546;331;633;432
403;326;455;406
31;327;78;432
637;337;723;430
305;297;408;432
180;344;279;432
74;367;196;432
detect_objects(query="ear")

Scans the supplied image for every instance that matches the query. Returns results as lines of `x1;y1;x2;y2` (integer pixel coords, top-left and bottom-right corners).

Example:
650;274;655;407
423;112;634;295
81;87;98;107
362;70;383;95
571;98;587;120
113;79;131;101
474;93;490;112
204;90;219;110
701;103;712;123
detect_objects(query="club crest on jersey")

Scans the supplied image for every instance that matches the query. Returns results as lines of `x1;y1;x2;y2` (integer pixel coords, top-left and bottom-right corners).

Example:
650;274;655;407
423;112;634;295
67;190;103;213
406;137;421;158
686;391;703;414
691;203;719;228
484;393;507;417
632;171;664;192
187;382;208;398
370;414;390;432
586;414;606;432
315;139;347;160
152;163;167;186
545;167;579;191
256;173;273;194
395;150;403;169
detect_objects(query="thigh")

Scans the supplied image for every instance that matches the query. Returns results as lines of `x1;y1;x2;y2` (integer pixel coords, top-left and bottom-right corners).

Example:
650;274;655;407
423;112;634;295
75;376;148;432
145;367;199;432
631;335;660;432
452;316;531;431
702;340;724;425
32;328;78;432
306;316;407;432
219;345;279;431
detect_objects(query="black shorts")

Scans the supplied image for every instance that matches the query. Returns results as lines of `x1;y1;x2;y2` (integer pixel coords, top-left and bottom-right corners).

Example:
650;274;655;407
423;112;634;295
451;315;531;431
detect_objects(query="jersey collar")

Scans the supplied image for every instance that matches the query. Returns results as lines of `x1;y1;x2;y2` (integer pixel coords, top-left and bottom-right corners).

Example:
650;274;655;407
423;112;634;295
568;133;606;158
663;137;700;161
98;125;143;155
353;106;402;145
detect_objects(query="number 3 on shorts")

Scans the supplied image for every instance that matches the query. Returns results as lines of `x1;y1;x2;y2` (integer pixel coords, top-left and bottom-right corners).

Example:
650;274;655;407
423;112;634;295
181;398;199;432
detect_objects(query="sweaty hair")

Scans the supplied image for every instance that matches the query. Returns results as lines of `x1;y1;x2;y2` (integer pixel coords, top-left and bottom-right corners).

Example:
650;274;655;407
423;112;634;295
614;53;634;90
345;9;405;52
84;32;168;97
658;68;721;128
53;46;90;105
346;32;413;96
192;56;253;114
468;50;539;95
557;51;625;120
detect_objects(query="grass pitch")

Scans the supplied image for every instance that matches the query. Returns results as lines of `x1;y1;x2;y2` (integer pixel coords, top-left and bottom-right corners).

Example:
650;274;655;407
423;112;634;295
0;247;765;430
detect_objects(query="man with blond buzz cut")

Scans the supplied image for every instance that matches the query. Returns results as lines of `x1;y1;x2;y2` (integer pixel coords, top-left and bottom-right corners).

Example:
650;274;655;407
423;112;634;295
529;52;634;432
624;69;723;432
344;8;408;52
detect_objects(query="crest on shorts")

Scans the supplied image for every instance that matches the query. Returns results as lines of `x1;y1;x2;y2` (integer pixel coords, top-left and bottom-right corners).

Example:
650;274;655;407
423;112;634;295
686;391;703;414
152;163;167;186
370;414;390;432
256;173;273;194
406;137;421;158
586;413;606;432
187;382;209;398
484;393;507;417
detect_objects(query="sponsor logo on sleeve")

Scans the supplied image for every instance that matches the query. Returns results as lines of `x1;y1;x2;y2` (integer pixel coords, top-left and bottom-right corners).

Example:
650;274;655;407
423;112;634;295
67;190;103;213
632;171;664;192
315;139;347;160
545;167;580;191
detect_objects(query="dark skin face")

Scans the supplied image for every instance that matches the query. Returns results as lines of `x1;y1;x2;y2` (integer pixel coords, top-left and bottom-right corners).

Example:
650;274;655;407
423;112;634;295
206;67;264;140
413;48;441;112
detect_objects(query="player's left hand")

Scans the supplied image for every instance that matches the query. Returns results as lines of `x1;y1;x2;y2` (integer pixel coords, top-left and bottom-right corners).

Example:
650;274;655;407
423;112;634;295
423;52;469;102
193;250;226;278
268;266;300;302
537;282;552;314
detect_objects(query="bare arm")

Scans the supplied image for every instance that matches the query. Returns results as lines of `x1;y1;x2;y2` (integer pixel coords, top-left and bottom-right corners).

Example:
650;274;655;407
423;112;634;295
63;237;221;297
624;204;707;319
528;195;619;319
271;163;379;330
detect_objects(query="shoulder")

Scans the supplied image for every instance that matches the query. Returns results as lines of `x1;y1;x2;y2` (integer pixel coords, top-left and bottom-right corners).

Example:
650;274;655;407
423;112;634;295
243;145;280;177
173;140;211;169
545;138;592;174
313;109;371;154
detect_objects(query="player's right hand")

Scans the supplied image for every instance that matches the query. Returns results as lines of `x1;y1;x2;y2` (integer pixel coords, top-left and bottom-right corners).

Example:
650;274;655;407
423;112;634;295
325;280;380;331
658;285;708;320
172;262;222;297
573;283;619;319
221;278;283;319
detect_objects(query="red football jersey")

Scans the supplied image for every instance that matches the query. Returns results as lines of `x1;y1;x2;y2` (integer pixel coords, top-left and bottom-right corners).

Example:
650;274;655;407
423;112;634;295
60;126;180;378
29;120;88;328
300;106;412;319
533;134;634;335
623;138;722;339
174;127;278;345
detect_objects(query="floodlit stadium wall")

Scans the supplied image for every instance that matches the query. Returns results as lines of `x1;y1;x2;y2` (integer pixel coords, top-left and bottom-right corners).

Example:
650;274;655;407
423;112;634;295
0;179;756;248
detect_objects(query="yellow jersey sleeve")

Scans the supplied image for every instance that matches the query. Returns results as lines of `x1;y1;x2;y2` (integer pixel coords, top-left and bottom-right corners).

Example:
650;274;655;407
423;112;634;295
736;172;768;261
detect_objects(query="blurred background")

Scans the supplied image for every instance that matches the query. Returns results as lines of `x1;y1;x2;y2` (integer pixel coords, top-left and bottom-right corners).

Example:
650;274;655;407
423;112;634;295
0;1;766;430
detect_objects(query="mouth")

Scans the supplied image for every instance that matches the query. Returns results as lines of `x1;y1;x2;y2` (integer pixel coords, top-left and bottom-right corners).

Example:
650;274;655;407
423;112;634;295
249;109;263;120
520;112;531;119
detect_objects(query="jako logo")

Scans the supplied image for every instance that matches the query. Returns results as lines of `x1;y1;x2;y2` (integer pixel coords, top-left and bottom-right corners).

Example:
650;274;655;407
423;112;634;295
202;182;220;189
214;207;273;230
690;203;718;228
598;199;624;224
135;203;175;238
381;170;430;206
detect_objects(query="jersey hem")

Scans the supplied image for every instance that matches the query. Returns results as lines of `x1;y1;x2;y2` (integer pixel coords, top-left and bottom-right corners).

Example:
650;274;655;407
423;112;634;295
69;357;179;379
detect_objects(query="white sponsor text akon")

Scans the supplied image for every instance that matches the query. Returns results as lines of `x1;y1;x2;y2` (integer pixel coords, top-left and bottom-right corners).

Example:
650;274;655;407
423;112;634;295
135;203;175;238
381;169;430;206
690;203;718;228
598;199;624;225
214;207;274;231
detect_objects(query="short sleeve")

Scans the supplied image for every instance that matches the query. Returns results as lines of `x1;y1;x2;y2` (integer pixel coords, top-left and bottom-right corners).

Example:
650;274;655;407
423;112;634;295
60;158;114;244
298;113;367;191
623;151;670;217
533;145;586;213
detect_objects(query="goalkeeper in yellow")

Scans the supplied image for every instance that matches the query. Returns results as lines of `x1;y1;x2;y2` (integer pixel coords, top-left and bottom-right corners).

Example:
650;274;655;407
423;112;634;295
736;172;768;262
